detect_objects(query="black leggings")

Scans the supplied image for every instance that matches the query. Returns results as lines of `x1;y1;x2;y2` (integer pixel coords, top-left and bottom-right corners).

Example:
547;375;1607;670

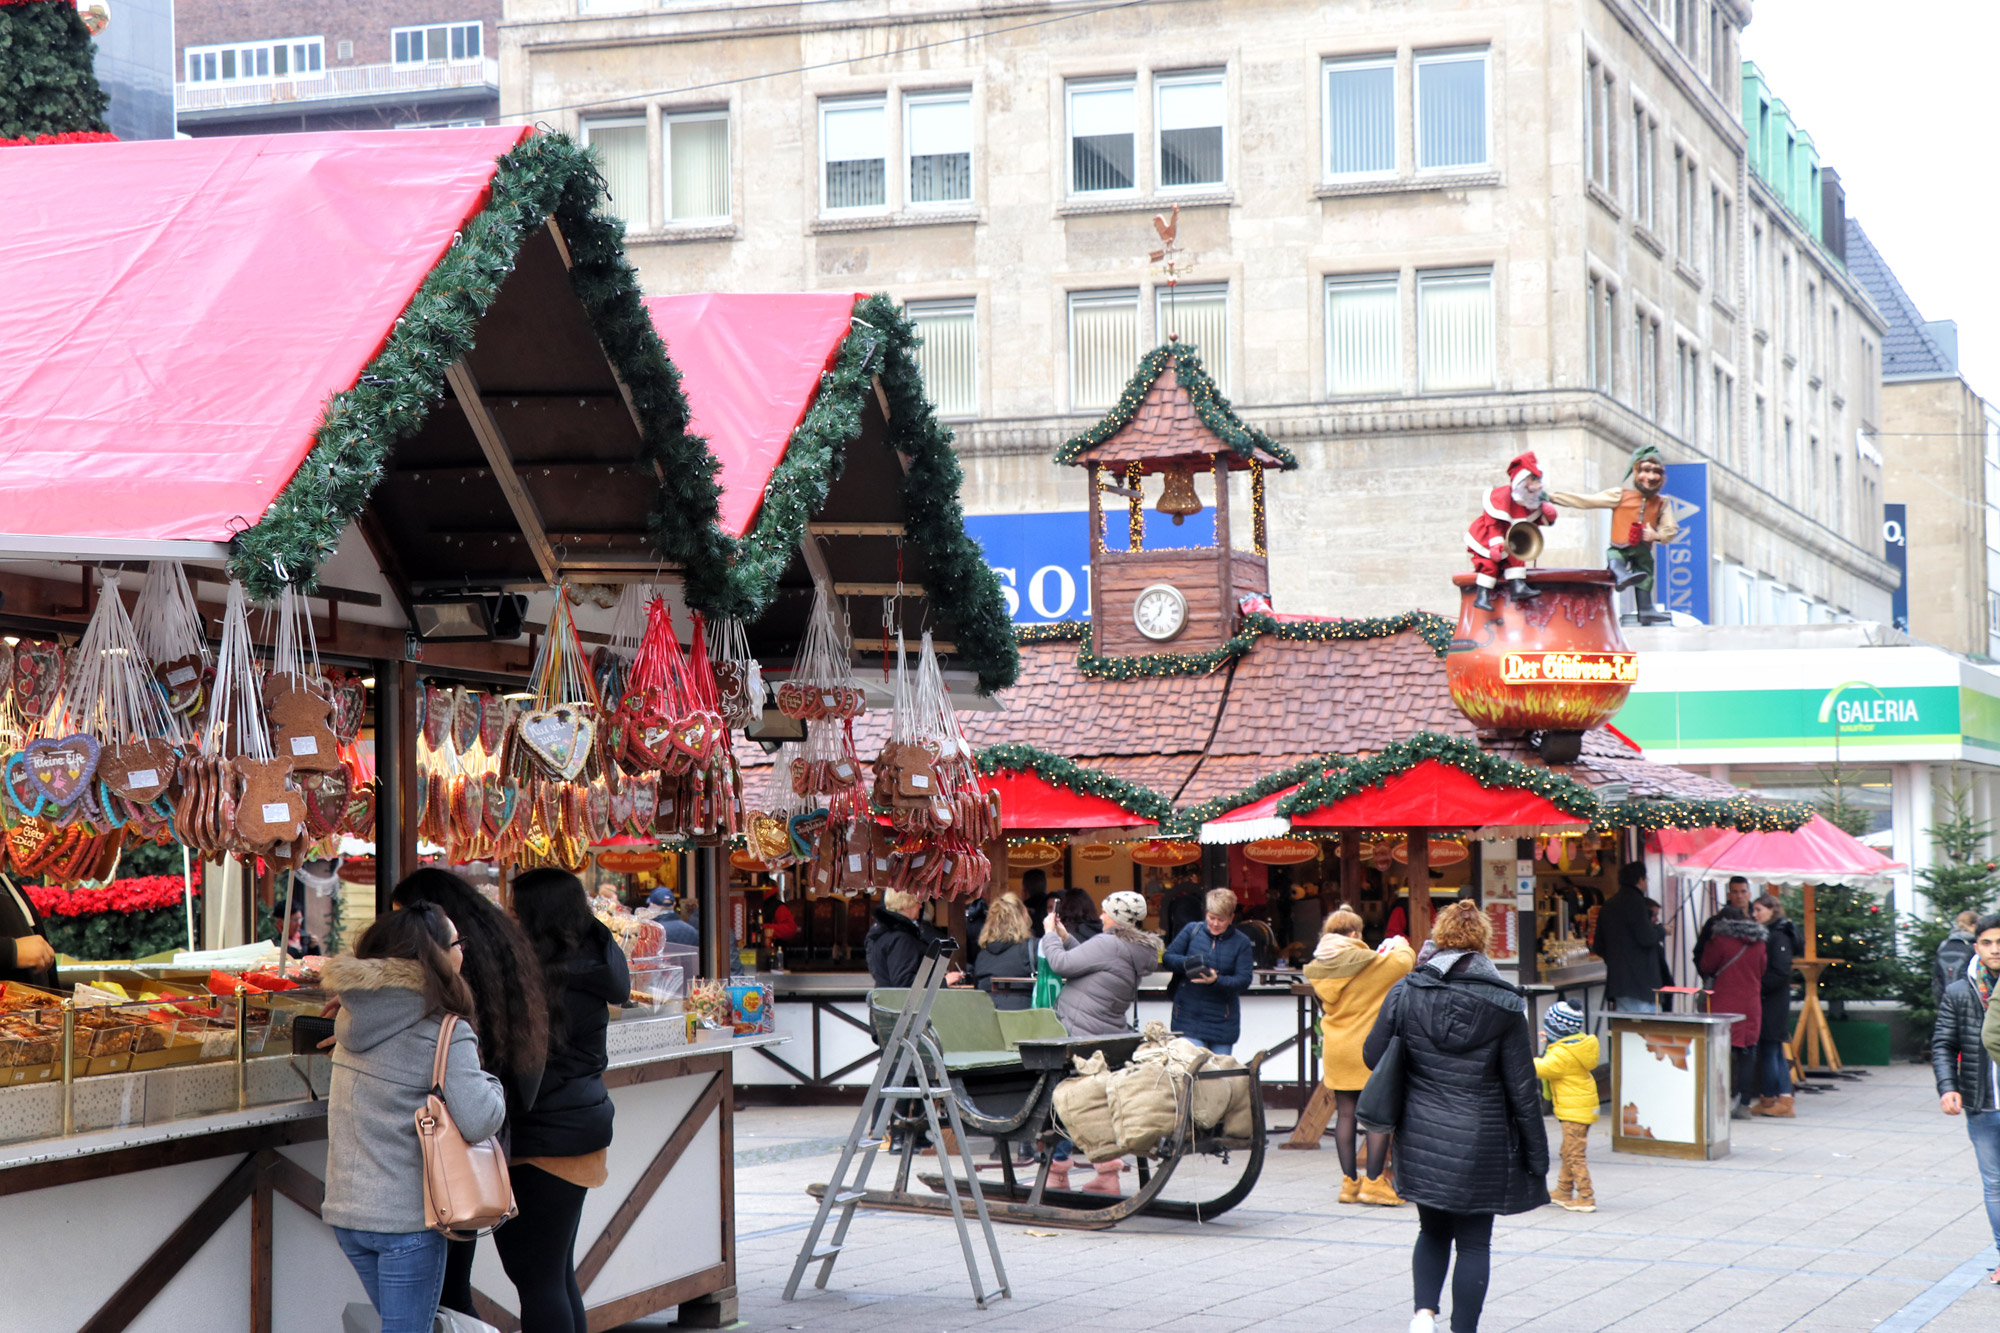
492;1163;591;1333
1331;1090;1391;1180
1732;1044;1757;1106
1414;1205;1494;1332
439;1237;477;1317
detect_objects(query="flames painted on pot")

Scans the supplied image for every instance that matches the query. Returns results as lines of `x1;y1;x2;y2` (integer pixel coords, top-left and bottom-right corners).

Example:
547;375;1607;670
1445;571;1636;732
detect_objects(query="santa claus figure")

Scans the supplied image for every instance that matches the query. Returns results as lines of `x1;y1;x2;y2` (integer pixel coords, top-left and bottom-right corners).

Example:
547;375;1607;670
1466;452;1557;611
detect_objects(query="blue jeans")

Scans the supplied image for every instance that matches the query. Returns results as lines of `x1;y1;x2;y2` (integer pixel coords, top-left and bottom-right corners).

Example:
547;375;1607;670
1966;1111;2000;1251
1203;1041;1235;1057
1756;1038;1791;1098
1611;996;1659;1014
334;1226;448;1333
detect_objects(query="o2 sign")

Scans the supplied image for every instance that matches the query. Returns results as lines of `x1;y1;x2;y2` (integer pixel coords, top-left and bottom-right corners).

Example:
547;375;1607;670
964;511;1216;624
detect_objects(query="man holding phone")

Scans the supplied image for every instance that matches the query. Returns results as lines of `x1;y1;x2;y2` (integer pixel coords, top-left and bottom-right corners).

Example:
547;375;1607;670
1163;888;1255;1056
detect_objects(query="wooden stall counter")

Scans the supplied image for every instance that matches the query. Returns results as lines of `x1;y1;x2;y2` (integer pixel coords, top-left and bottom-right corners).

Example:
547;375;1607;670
0;1021;783;1333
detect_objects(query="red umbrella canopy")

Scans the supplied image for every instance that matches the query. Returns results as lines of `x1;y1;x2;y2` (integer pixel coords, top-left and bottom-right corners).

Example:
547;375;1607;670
1654;815;1902;880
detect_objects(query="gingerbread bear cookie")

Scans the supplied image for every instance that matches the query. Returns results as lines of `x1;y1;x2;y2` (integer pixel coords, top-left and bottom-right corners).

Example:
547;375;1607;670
265;678;340;773
234;757;304;844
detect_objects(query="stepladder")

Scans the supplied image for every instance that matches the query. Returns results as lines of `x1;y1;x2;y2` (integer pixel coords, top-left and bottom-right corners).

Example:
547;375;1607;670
782;937;1010;1308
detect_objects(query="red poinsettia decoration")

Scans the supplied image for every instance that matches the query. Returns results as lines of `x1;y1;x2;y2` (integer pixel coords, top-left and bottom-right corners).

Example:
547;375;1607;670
28;874;185;917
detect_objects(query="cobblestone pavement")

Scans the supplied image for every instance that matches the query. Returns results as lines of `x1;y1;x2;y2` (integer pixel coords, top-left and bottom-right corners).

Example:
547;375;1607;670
627;1063;2000;1332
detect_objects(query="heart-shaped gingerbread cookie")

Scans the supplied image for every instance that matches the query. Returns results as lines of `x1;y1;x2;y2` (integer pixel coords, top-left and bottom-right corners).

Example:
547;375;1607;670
24;735;100;808
12;640;65;721
518;708;595;781
99;738;179;803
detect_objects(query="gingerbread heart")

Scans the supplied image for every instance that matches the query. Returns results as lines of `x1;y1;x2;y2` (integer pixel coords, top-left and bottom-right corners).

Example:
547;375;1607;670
11;639;64;721
0;640;13;695
585;782;612;844
482;774;510;837
343;785;377;840
155;652;207;715
4;754;42;818
452;689;482;755
518;708;594;781
669;713;712;762
302;767;352;838
421;685;449;751
327;670;368;745
480;695;508;755
100;738;179;803
24;735;100;808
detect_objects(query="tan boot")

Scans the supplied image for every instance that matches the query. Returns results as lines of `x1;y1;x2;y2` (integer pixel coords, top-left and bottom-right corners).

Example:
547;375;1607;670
1359;1173;1406;1206
1338;1175;1362;1204
1751;1097;1775;1115
1758;1094;1796;1118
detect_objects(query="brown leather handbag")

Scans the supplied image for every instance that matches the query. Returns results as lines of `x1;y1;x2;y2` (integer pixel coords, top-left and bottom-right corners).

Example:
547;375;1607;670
415;1014;516;1238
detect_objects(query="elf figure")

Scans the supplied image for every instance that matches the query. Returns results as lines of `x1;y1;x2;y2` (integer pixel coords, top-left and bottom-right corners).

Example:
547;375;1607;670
1549;444;1679;613
1466;452;1558;611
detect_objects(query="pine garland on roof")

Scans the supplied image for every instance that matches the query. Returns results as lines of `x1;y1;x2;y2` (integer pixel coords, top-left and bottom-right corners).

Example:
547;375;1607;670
1276;733;1601;822
1597;796;1815;834
976;744;1175;823
230;131;726;597
0;0;109;142
1166;752;1350;837
1053;342;1298;470
1010;610;1454;680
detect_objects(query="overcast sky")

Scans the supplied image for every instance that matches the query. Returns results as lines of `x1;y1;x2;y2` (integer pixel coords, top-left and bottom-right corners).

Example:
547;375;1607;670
1742;4;1997;401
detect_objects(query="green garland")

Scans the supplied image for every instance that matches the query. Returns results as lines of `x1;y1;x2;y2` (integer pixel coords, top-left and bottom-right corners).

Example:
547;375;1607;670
1016;621;1088;644
1277;733;1601;822
1054;341;1297;470
0;1;108;141
976;744;1175;823
230;132;727;598
704;295;1017;693
1010;610;1453;680
1597;796;1815;834
1165;752;1351;837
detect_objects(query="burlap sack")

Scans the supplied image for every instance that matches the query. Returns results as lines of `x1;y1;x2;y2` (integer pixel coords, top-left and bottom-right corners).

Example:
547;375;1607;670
1191;1054;1236;1129
1107;1058;1189;1156
1051;1052;1119;1163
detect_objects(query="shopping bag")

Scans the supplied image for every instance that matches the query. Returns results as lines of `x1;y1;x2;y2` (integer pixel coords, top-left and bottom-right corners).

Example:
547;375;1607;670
1032;954;1064;1009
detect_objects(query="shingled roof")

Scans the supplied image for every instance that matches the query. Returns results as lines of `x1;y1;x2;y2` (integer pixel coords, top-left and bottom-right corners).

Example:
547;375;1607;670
1054;342;1296;471
1846;217;1961;381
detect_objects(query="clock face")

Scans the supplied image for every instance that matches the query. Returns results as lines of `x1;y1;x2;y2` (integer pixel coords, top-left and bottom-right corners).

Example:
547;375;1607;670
1134;583;1188;641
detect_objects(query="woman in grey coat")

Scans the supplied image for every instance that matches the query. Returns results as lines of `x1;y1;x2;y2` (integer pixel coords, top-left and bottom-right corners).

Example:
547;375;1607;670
1039;890;1160;1195
322;903;506;1333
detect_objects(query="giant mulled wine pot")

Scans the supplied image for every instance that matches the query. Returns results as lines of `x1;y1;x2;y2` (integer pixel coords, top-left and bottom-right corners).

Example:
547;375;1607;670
1444;568;1635;763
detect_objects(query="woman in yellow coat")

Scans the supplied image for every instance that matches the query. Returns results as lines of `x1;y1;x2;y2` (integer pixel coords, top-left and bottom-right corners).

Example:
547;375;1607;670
1304;910;1415;1205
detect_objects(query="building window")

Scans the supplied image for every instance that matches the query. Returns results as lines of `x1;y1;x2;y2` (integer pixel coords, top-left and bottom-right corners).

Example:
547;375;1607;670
1782;417;1796;501
1780;252;1793;354
906;91;972;207
665;110;730;222
906;299;977;419
1323;55;1395;179
392;22;480;64
1673;147;1698;268
1631;104;1656;230
1710;188;1731;292
1158;283;1228;389
1713;366;1735;468
1156;72;1225;189
1809;433;1822;515
1068;79;1137;195
1748;224;1763;327
1069;290;1140;411
821;97;887;212
1753;394;1767;486
184;38;323;82
1415;49;1489;171
1586;272;1614;395
1585;55;1614;195
582;116;648;230
1419;268;1494;392
1675;337;1698;442
1325;274;1401;397
1806;281;1820;376
1634;309;1662;421
1829;305;1842;384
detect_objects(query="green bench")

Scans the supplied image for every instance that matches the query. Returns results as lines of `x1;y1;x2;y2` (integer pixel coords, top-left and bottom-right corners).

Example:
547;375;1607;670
868;988;1069;1072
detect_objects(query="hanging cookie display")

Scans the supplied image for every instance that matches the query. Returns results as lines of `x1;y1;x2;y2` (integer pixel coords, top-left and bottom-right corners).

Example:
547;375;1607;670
132;561;212;718
59;569;188;815
208;580;304;853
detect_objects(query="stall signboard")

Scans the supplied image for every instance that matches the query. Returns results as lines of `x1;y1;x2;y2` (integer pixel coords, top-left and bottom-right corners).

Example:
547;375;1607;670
725;849;774;874
1009;840;1063;868
1243;838;1320;865
1659;462;1709;622
1130;840;1202;867
1614;643;2000;763
1390;838;1469;867
603;848;669;873
1074;843;1118;863
965;510;1216;624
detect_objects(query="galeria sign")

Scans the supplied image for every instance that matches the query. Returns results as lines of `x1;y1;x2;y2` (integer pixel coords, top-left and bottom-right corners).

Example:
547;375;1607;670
1499;652;1637;685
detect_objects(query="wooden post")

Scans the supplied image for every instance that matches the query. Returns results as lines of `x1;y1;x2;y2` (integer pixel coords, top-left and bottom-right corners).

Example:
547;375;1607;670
1213;455;1233;598
1407;830;1432;944
1339;832;1361;909
1790;882;1843;1072
1087;463;1105;656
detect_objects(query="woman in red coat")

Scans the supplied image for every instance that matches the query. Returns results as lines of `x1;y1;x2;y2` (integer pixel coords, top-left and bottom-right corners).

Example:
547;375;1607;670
1698;906;1768;1122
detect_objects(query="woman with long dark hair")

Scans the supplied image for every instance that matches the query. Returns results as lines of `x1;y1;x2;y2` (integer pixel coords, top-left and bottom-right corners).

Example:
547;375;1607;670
501;869;631;1333
390;869;550;1317
322;903;505;1333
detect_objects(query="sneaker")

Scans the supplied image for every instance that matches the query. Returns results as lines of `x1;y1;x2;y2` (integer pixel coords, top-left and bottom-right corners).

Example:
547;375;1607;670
1561;1199;1598;1213
1729;1104;1754;1121
1988;1264;2000;1286
1410;1313;1437;1333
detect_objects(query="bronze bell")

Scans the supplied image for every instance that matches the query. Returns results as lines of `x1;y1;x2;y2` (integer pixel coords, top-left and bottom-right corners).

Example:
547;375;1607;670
1155;466;1203;526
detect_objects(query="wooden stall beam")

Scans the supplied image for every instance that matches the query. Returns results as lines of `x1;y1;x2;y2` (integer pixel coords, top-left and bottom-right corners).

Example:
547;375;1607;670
446;357;559;585
1407;829;1432;945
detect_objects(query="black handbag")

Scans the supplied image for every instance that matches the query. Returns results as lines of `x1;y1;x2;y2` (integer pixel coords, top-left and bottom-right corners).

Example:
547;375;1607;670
1355;1033;1408;1134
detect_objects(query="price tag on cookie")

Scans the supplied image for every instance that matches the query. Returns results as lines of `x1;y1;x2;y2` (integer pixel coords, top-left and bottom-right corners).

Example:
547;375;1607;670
127;769;159;789
167;665;198;686
289;735;319;757
910;773;930;790
261;802;291;822
846;854;863;873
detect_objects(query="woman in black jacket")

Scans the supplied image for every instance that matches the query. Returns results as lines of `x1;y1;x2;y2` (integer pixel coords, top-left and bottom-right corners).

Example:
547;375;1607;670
1364;901;1548;1333
505;869;631;1333
952;892;1034;1010
1749;895;1798;1118
389;870;549;1319
866;889;943;988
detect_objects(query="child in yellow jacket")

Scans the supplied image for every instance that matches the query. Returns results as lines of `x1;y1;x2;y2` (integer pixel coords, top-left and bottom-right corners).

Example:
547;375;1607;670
1535;1001;1600;1212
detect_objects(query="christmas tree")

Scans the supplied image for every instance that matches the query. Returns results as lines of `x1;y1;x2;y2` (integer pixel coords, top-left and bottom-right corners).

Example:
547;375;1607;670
0;0;111;143
1897;779;1999;1037
1816;764;1874;839
1785;881;1899;1010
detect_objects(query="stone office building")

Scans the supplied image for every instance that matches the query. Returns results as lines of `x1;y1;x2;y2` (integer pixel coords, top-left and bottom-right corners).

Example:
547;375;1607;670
499;0;1896;626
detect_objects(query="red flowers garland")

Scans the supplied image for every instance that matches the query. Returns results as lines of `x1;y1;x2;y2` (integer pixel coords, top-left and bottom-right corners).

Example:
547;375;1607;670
28;875;185;918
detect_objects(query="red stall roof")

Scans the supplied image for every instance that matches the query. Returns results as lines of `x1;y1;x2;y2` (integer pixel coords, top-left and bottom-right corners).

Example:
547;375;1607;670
0;127;532;547
642;293;862;538
983;767;1159;831
1290;761;1587;830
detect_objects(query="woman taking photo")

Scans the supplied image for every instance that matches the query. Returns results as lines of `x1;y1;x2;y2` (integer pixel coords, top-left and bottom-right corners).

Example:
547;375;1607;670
1364;901;1547;1333
505;868;632;1333
1040;890;1159;1196
1305;909;1414;1207
390;870;549;1319
322;904;506;1333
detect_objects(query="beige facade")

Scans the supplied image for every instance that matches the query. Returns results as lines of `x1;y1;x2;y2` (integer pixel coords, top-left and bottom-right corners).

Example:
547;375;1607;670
1879;377;1993;656
500;0;1897;623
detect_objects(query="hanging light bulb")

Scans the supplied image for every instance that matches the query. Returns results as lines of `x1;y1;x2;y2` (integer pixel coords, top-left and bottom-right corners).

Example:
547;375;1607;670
1155;464;1203;526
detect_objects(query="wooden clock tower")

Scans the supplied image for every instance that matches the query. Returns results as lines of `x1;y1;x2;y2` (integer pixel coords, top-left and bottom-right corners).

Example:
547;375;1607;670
1057;340;1296;658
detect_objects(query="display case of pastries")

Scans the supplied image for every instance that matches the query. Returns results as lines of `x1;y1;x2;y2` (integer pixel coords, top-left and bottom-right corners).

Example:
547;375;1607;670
625;962;685;1016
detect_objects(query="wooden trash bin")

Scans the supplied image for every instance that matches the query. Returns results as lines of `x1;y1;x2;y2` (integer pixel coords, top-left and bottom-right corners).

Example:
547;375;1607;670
1608;1012;1737;1161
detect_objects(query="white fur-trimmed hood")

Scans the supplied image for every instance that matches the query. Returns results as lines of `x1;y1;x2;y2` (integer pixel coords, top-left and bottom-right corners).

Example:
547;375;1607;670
320;954;425;993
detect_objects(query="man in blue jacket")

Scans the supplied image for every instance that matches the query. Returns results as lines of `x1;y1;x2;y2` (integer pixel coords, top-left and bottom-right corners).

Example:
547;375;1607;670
1164;888;1256;1055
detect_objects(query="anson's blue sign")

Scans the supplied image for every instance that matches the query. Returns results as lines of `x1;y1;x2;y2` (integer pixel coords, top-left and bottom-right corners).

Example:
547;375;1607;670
964;510;1216;624
1659;461;1709;623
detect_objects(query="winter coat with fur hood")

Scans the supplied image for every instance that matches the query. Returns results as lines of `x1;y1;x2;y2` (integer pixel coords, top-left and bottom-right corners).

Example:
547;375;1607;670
1697;916;1768;1048
1040;921;1159;1037
320;954;506;1234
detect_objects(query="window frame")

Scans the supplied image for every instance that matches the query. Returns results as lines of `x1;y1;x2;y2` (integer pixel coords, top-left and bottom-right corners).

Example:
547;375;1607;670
1413;47;1492;174
1585;53;1615;196
579;114;651;232
903;87;975;210
1320;53;1398;183
1153;69;1227;193
1630;99;1658;231
818;94;891;216
1068;288;1143;412
1586;268;1617;396
1157;281;1230;392
662;108;732;225
1323;272;1404;399
183;36;324;83
1065;76;1141;198
390;21;481;66
905;297;980;420
1416;265;1496;393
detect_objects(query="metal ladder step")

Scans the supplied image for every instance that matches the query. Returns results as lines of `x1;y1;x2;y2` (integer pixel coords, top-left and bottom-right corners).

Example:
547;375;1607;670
832;1189;866;1204
810;1243;842;1259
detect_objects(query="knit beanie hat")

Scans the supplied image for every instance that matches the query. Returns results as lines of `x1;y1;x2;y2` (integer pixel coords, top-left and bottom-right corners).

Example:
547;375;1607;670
1543;1001;1584;1039
1103;891;1149;929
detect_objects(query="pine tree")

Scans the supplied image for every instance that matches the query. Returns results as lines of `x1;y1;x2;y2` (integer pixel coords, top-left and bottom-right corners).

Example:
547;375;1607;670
1816;764;1874;838
1898;780;1999;1037
0;0;111;142
1786;882;1899;1009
